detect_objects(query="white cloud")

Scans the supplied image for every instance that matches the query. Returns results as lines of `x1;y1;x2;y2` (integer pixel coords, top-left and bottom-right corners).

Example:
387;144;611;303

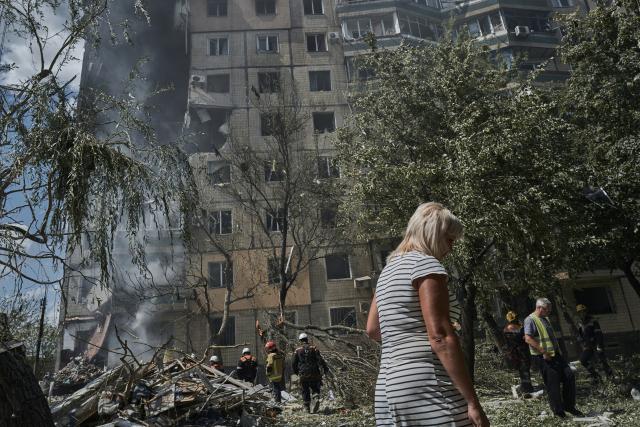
1;3;83;92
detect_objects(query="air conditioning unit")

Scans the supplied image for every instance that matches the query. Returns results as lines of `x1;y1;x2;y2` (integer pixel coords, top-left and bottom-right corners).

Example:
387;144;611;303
191;75;206;83
514;26;530;38
328;32;340;42
354;276;372;289
359;302;371;313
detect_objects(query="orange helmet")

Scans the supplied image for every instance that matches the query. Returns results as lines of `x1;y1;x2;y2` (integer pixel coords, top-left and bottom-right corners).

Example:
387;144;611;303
265;341;277;352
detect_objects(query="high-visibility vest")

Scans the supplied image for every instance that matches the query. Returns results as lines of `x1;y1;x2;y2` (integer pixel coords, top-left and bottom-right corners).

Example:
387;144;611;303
266;352;285;382
527;313;561;357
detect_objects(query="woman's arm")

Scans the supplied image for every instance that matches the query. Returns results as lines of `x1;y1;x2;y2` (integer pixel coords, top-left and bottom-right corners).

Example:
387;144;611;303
416;274;489;427
366;292;382;341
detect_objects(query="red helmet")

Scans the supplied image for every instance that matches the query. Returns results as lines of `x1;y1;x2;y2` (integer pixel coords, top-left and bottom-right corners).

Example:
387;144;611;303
265;341;277;352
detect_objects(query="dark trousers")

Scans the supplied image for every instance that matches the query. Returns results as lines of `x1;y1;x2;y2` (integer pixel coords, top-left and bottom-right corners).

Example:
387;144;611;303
532;354;576;415
299;380;320;405
516;360;534;393
271;380;282;403
580;347;612;378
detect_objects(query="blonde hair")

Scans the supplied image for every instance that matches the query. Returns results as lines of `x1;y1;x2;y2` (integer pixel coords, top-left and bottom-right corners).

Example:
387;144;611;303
390;202;463;262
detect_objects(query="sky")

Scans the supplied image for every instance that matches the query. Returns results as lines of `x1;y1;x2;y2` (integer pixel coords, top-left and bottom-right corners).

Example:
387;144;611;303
1;3;83;322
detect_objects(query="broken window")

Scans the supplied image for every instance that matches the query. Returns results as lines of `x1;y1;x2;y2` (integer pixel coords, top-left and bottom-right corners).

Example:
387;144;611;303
209;261;233;288
268;258;281;284
330;307;357;335
552;0;572;6
321;203;340;228
209;211;232;235
309;71;331;92
398;13;438;40
257;35;279;52
325;254;351;280
207;0;227;16
261;114;283;137
346;57;376;82
208;37;229;55
344;16;397;38
413;0;440;7
503;9;549;33
256;0;276;14
306;34;327;52
489;11;505;32
207;162;231;185
303;0;323;14
313;112;335;133
266;208;287;232
264;160;285;182
258;73;280;93
207;74;230;93
317;157;339;178
211;317;235;345
574;287;616;315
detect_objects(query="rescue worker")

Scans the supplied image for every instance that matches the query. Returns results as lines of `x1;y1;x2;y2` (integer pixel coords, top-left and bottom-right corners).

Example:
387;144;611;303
237;348;258;383
265;341;285;403
210;355;223;371
524;298;582;419
576;304;613;385
503;311;534;395
291;333;328;414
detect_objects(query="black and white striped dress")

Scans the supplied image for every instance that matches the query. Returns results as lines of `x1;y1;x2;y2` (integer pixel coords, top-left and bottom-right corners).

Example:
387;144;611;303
374;251;471;427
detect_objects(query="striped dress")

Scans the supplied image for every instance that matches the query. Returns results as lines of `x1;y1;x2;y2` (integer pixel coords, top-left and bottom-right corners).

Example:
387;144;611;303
374;251;471;427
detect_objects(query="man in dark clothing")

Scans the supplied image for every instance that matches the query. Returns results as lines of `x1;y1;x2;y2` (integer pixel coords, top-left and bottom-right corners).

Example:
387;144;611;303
291;333;328;414
503;311;534;395
524;298;582;419
237;348;258;383
576;304;613;385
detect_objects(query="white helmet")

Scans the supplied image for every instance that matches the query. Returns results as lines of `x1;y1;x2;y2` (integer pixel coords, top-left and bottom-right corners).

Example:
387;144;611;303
242;347;250;354
299;333;308;340
190;353;196;359
210;356;219;362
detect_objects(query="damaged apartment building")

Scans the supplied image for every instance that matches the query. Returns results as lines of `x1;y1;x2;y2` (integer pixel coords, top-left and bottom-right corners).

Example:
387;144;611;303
58;0;639;375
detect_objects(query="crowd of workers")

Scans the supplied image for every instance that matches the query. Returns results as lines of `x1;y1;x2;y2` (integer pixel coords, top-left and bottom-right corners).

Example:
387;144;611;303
207;332;327;413
503;298;614;419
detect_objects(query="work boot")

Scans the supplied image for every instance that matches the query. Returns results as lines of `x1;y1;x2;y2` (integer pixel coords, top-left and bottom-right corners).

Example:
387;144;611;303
303;405;310;414
311;394;320;413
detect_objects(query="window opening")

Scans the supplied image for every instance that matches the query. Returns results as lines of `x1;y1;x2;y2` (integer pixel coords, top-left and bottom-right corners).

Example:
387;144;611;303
208;38;229;55
209;211;232;235
398;13;438;40
207;0;228;16
266;208;287;232
307;34;327;52
303;0;323;14
317;157;339;178
208;162;231;185
309;71;331;92
258;73;280;93
207;75;230;93
211;317;236;345
209;261;233;288
257;35;279;52
256;0;276;14
574;287;616;315
313;112;335;133
326;254;351;280
330;307;357;334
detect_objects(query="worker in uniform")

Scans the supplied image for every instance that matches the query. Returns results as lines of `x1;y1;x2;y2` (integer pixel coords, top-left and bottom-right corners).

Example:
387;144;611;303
237;347;258;384
576;304;613;385
265;341;285;403
291;333;328;414
210;355;223;371
503;311;534;395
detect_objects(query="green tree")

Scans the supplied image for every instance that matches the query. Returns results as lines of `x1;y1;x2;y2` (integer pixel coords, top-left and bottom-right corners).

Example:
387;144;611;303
334;28;573;378
553;1;640;297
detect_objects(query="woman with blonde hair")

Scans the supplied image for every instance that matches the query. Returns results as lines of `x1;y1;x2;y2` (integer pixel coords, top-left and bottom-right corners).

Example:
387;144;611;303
367;202;489;427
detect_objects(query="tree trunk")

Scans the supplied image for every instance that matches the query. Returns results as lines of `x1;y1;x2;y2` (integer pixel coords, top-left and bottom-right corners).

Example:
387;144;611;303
478;306;513;369
556;296;582;358
457;282;477;382
621;258;640;301
0;313;55;427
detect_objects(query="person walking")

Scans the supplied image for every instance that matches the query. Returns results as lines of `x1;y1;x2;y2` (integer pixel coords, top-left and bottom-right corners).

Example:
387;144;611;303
265;341;285;403
292;333;328;413
576;304;613;385
503;311;534;396
210;355;223;371
237;348;258;383
367;202;489;427
524;298;583;419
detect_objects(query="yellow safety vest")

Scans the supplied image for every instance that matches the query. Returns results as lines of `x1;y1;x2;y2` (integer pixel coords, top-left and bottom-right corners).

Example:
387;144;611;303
528;313;561;357
266;352;285;382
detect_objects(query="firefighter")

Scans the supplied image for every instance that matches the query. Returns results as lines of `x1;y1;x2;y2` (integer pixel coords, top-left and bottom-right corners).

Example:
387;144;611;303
265;341;285;403
503;311;534;395
210;355;223;371
237;348;258;383
576;304;613;385
292;333;328;414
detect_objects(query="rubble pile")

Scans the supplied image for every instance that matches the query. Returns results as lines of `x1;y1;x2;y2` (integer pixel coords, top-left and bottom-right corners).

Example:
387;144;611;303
49;356;283;427
50;357;106;395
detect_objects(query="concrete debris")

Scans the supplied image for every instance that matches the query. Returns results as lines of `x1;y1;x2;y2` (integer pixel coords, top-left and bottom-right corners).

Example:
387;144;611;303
49;356;284;426
49;357;106;396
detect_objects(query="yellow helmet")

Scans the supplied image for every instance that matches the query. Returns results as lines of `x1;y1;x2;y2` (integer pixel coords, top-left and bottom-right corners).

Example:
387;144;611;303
576;304;587;312
506;311;518;322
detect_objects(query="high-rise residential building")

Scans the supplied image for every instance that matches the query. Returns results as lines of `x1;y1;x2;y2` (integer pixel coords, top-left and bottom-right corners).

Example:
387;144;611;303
58;0;640;374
